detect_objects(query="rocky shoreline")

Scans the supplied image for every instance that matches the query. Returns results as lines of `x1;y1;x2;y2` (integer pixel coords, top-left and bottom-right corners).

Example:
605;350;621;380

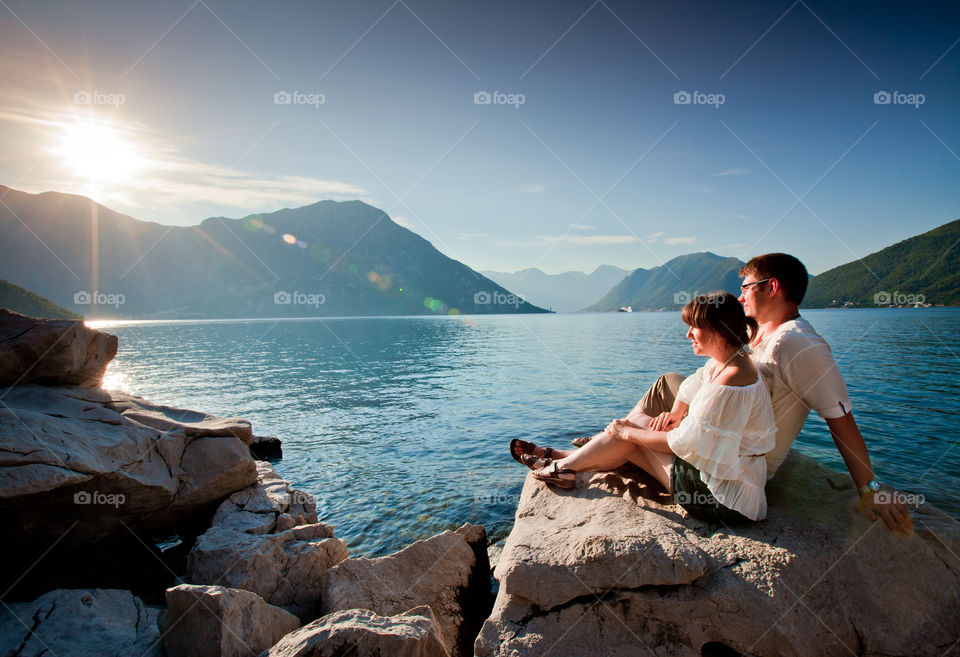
1;309;958;656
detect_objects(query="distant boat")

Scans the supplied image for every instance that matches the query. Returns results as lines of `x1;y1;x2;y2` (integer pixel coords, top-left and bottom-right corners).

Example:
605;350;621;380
617;306;632;313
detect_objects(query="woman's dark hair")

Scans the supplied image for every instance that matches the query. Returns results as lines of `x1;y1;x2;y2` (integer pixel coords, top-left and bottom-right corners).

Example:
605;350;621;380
681;291;757;347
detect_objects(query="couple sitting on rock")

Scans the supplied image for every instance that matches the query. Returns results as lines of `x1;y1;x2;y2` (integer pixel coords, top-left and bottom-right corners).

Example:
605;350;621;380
511;253;914;533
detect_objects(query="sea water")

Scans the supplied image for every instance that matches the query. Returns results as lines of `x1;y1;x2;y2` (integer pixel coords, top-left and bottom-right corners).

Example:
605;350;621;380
94;309;960;556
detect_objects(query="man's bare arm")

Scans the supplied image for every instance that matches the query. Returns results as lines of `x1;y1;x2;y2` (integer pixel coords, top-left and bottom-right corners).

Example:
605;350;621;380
825;412;913;535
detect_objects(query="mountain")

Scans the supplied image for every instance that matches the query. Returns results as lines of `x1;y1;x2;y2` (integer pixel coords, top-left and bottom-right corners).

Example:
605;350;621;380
584;252;745;311
0;278;82;320
479;265;630;312
0;186;547;318
803;218;960;307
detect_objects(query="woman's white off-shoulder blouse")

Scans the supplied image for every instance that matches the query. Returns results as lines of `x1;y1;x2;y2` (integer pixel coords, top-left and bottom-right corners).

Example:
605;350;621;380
667;364;777;520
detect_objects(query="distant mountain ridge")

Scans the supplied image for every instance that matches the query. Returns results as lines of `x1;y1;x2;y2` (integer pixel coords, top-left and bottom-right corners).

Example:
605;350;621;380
803;218;960;307
584;252;745;312
480;265;630;312
0;186;547;318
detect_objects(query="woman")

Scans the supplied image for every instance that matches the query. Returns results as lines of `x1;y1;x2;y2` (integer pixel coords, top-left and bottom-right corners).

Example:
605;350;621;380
511;292;777;522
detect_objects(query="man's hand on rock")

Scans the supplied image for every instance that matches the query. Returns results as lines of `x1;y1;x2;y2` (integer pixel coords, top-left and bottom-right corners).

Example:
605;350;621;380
858;492;914;535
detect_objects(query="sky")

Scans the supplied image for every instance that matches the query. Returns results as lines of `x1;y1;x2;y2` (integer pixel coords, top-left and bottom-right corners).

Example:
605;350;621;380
1;0;958;275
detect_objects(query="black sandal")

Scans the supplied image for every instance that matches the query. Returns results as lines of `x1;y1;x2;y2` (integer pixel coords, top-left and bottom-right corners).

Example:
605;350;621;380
532;461;576;489
510;439;554;465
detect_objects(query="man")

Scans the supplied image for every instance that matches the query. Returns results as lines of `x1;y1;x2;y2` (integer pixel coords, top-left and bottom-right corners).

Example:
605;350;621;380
736;253;912;534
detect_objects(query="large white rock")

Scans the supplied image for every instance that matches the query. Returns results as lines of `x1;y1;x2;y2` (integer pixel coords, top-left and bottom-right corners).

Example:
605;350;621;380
321;526;483;657
262;606;451;657
476;450;960;657
211;460;317;535
188;523;348;622
0;383;257;553
0;588;162;657
0;309;117;386
160;584;300;657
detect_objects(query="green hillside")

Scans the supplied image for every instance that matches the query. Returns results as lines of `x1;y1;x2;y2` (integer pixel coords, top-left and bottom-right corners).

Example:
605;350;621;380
0;278;82;320
804;218;960;307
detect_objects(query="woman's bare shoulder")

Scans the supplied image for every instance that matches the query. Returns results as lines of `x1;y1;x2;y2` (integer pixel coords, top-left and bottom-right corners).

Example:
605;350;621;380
714;362;758;387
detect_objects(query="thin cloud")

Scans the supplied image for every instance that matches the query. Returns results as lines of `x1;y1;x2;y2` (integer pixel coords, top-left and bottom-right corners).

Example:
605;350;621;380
565;234;638;245
0;101;366;219
510;183;547;195
708;167;748;177
491;234;639;247
665;236;696;245
570;223;595;231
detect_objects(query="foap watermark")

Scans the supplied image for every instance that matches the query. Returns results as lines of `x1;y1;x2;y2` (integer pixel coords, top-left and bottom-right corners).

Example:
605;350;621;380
873;290;925;306
274;291;326;308
674;490;719;506
673;291;726;306
875;490;925;508
873;90;925;108
674;90;725;108
474;90;525;108
290;491;314;506
474;491;521;506
74;490;126;508
274;91;325;108
474;290;525;307
74;290;125;308
73;90;125;106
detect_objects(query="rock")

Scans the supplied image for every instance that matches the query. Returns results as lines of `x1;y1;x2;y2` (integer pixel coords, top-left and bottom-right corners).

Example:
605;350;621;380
250;434;283;460
211;461;317;535
188;523;348;622
476;450;960;657
322;526;486;657
262;606;451;657
0;383;256;537
160;584;300;657
0;309;118;386
0;588;162;657
0;383;257;598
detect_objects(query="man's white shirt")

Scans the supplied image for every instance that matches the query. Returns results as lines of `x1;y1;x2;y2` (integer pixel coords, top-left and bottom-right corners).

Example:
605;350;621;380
750;317;853;476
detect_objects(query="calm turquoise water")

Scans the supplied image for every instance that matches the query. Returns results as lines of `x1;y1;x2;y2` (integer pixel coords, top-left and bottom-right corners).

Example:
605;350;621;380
95;309;960;556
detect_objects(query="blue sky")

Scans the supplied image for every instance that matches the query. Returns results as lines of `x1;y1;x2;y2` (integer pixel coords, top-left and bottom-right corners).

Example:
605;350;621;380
1;0;958;274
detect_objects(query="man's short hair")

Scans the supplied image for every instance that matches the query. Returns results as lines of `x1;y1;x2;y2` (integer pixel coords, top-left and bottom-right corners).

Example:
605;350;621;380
739;253;808;304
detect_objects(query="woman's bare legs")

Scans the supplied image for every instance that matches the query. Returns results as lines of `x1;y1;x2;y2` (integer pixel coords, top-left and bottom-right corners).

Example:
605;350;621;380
550;418;674;491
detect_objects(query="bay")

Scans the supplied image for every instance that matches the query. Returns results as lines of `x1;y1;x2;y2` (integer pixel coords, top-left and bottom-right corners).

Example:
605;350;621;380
93;308;960;556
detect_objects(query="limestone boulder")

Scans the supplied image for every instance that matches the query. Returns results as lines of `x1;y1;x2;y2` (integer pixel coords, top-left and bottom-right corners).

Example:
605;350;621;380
262;606;450;657
322;524;488;657
0;383;256;552
0;309;118;386
0;588;162;657
160;584;300;657
476;450;960;657
188;523;348;622
211;460;317;535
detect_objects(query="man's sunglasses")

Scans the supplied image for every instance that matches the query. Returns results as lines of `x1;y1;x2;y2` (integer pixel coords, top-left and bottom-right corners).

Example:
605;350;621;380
740;278;771;292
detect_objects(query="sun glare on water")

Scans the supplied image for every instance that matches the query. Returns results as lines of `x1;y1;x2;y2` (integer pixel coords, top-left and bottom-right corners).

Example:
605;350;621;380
52;120;146;188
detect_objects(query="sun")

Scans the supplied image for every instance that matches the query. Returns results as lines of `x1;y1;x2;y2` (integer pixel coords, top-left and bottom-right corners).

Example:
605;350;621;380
53;120;146;188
